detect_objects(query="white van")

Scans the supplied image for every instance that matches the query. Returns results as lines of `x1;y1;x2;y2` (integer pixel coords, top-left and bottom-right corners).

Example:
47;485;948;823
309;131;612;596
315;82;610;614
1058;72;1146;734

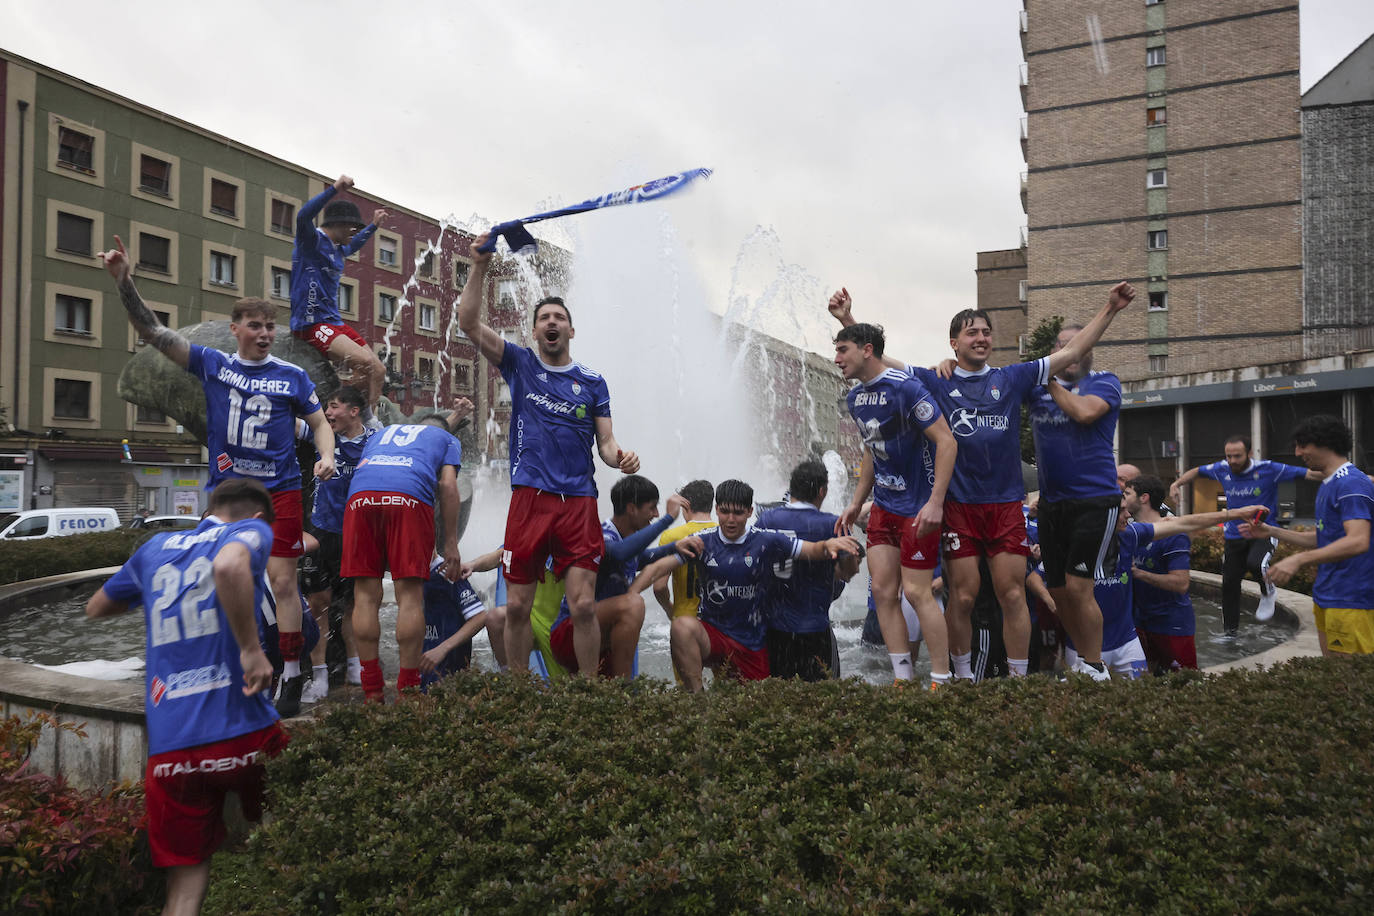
0;507;122;540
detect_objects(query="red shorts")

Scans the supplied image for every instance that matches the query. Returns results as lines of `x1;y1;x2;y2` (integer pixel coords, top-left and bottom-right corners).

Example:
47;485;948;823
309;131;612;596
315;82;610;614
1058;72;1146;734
1136;629;1198;672
866;504;909;550
293;322;368;357
941;500;1030;560
269;488;304;558
144;723;289;867
502;487;603;585
900;524;941;571
341;491;436;579
549;617;612;675
702;620;769;681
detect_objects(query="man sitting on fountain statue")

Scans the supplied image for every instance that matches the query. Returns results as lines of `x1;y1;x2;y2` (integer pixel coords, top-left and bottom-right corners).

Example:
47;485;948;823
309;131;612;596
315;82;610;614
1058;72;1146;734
458;230;640;681
289;174;389;423
632;479;861;692
86;479;286;916
342;416;463;702
100;236;336;721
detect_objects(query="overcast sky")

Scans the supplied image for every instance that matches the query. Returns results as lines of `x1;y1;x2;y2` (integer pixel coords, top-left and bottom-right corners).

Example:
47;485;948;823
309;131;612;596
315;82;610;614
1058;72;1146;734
5;0;1371;365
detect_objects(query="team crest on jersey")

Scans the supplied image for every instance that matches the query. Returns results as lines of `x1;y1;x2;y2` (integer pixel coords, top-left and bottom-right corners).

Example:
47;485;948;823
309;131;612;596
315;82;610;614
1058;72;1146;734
216;453;232;472
915;400;935;422
571;382;582;395
991;386;1001;401
744;555;753;567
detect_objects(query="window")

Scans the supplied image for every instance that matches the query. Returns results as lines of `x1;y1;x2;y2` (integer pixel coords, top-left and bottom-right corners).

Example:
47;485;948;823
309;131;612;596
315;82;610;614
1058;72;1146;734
1148;355;1168;372
1017;279;1028;302
1147;106;1167;126
419;250;436;278
137;403;167;424
1148;291;1169;311
378;237;398;267
139;154;172;195
418;301;437;331
453;363;472;390
8;516;48;537
209;179;238;217
52;378;92;419
417;356;435;381
497;279;517;309
1146;47;1166;67
338;284;354;314
137;310;172;347
1146;0;1163;6
1147;230;1168;250
56;127;95;173
54;294;92;335
270;198;295;235
1147;169;1167;188
55;211;93;255
210;251;237;287
271;266;291;299
378;293;397;323
453;260;471;290
138;232;172;273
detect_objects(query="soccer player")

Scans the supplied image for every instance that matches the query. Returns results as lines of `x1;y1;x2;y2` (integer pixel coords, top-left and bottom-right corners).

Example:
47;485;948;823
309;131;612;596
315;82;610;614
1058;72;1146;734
101;237;335;719
85;480;286;916
290;174;388;416
1070;492;1267;678
1123;475;1198;672
653;479;717;620
342;419;463;701
1243;415;1374;656
1170;434;1319;633
1027;322;1126;681
298;385;375;701
759;460;862;681
548;476;680;678
457;230;639;678
634;479;860;692
832;319;957;687
419;556;488;689
830;281;1134;681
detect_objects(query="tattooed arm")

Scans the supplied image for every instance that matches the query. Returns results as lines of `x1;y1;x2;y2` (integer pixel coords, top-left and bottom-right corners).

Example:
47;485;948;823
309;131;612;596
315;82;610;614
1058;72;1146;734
100;235;190;368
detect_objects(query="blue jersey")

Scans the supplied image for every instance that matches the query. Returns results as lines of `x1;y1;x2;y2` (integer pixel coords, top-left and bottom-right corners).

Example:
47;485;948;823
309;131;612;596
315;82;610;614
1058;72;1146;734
1132;531;1194;636
1311;463;1374;611
101;518;279;755
189;345;321;492
290;186;377;332
500;345;611;497
1198;459;1308;539
308;426;375;532
846;369;941;516
758;503;846;634
1028;371;1121;502
350;424;462;507
910;359;1049;504
422;559;485;687
688;526;801;651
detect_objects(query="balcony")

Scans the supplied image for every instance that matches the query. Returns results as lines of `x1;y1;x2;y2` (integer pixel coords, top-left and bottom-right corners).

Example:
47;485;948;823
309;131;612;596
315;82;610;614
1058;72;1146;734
1019;62;1028;109
1019;115;1028;161
1019;171;1028;214
1019;9;1028;55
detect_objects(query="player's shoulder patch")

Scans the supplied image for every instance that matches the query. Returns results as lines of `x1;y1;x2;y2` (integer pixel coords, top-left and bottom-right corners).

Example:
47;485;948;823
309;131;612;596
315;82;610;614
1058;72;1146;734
915;399;936;422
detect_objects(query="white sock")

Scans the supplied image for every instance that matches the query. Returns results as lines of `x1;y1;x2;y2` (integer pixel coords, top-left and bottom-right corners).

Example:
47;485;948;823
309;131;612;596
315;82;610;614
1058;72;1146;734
931;671;951;687
312;664;328;683
1007;657;1028;677
889;653;914;681
283;660;301;679
952;651;973;680
346;656;362;684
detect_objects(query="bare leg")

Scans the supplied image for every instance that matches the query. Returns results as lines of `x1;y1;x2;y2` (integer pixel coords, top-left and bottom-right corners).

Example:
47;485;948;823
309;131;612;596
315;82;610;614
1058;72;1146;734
268;556;302;647
352;577;383;662
306;589;331;667
902;566;949;677
502;580;537;673
162;862;210;916
867;546;910;657
393;578;425;669
563;566;600;678
486;606;509;668
1052;573;1104;666
670;615;711;692
944;554;981;658
597;592;645;678
988;552;1031;664
327;334;386;411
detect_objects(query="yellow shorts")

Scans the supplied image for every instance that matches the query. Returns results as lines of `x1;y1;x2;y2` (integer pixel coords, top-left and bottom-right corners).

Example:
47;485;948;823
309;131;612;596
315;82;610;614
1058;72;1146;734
1313;604;1374;655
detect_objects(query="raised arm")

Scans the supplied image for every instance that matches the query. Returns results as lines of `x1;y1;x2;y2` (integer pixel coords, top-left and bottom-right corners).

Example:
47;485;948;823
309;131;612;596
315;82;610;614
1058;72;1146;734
213;541;273;695
1152;504;1267;539
827;287;906;370
1045;281;1135;378
100;236;190;368
456;232;508;366
797;534;863;562
1047;379;1111;424
594;416;640;473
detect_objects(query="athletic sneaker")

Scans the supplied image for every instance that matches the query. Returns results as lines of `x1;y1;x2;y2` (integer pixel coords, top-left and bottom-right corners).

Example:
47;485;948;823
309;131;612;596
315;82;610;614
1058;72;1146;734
1255;589;1277;623
275;674;306;718
301;677;328;705
1073;659;1112;683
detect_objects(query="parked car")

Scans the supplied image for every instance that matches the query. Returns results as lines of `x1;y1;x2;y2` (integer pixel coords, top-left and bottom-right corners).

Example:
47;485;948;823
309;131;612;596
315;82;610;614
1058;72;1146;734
128;514;200;532
0;507;121;540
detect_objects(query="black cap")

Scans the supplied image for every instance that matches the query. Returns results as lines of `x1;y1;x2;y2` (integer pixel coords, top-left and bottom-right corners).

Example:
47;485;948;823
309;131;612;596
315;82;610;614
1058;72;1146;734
321;199;365;229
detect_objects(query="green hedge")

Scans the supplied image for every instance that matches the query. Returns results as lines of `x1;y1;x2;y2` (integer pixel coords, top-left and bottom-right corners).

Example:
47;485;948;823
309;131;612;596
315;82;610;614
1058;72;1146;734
0;529;151;585
206;659;1374;914
1190;526;1316;595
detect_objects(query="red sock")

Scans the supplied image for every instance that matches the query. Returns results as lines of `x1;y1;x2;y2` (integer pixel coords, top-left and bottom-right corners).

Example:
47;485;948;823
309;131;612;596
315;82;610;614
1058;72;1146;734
396;667;421;692
278;629;304;664
360;658;385;701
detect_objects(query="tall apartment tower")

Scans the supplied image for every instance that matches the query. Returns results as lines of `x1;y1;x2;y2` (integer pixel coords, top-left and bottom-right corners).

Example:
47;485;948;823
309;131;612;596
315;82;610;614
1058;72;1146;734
1020;0;1302;381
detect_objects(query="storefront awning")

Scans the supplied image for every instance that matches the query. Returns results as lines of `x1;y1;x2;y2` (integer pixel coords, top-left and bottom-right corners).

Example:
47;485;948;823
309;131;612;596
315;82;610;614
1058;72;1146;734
38;445;173;463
